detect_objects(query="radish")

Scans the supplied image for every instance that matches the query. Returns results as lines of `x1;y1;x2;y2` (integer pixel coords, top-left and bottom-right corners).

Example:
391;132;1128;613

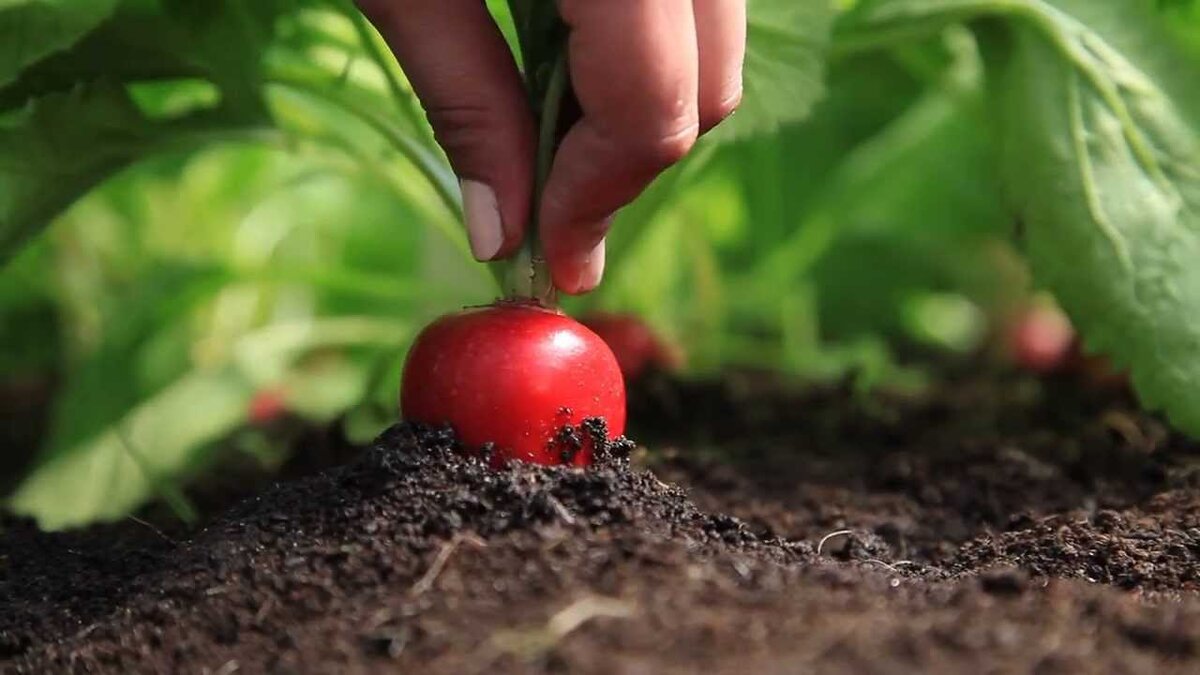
1006;304;1075;374
401;301;625;466
581;312;682;381
1005;303;1129;390
399;17;629;466
247;387;288;426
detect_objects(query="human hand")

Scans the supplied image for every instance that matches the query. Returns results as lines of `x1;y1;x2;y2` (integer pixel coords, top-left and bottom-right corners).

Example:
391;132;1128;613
357;0;746;294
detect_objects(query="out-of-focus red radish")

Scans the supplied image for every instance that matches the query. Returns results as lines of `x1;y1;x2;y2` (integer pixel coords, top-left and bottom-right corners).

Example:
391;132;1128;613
1006;304;1076;374
247;387;288;426
580;312;683;381
1005;303;1130;390
400;301;625;466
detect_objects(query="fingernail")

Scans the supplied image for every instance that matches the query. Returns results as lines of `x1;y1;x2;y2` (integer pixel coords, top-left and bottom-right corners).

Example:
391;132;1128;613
563;239;606;294
460;179;503;261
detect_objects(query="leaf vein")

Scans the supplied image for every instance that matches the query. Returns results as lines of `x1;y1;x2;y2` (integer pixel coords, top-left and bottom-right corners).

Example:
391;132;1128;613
1065;68;1133;275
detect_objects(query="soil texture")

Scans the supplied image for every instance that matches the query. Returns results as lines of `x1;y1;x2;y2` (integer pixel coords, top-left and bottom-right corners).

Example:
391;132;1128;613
3;370;1200;674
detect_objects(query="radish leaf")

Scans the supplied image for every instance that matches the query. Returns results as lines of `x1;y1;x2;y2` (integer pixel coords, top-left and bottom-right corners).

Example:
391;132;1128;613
840;0;1200;434
0;0;298;260
992;5;1200;434
711;0;834;141
0;84;161;259
0;0;119;89
0;83;275;260
9;368;253;529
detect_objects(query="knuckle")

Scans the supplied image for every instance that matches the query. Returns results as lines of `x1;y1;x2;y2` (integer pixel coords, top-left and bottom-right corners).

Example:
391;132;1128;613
425;102;502;160
575;215;614;242
627;122;699;173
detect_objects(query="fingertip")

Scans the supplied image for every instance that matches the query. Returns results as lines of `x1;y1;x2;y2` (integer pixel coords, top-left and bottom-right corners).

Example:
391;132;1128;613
701;85;743;134
491;222;528;261
549;236;607;295
461;179;531;262
695;0;747;134
461;179;502;261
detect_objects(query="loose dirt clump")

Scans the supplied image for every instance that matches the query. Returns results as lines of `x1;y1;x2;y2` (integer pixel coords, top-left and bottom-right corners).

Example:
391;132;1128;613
3;371;1200;673
948;492;1200;591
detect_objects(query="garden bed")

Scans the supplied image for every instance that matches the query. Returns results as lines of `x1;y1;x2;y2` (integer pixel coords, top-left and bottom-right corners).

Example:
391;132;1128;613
3;370;1200;673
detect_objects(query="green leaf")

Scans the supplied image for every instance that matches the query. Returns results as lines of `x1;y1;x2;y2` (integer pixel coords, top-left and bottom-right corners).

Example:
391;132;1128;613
231;315;410;386
0;0;300;112
0;8;197;111
9;367;253;529
0;83;160;259
158;0;289;114
41;262;233;456
1;81;277;262
995;14;1200;433
839;0;1200;435
0;239;59;374
10;313;409;528
0;0;118;89
710;0;834;141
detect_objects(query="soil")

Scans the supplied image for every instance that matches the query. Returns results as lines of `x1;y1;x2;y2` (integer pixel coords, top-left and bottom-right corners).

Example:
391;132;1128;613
4;368;1200;674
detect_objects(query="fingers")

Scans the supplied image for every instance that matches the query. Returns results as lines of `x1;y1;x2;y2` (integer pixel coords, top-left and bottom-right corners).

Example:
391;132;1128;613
358;0;746;289
540;0;699;294
541;0;746;294
356;0;535;262
694;0;746;132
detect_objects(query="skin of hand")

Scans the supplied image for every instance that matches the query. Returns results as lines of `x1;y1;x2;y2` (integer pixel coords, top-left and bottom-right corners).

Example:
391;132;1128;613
356;0;746;294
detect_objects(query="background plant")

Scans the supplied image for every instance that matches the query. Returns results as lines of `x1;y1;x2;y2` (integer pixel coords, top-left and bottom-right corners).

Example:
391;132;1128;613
1;0;1196;528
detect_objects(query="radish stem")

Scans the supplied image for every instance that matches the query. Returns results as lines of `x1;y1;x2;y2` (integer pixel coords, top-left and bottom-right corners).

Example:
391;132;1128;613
506;48;569;305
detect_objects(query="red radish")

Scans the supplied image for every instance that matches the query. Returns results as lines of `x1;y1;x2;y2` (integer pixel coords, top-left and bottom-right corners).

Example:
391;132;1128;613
247;387;288;426
398;31;629;466
580;312;683;381
400;301;626;466
1004;303;1130;389
1006;304;1075;374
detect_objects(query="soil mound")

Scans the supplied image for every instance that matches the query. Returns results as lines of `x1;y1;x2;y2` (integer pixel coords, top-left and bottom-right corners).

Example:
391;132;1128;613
4;373;1200;673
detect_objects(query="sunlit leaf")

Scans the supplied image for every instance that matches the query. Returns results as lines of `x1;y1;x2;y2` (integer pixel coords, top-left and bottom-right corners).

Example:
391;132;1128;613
9;368;253;529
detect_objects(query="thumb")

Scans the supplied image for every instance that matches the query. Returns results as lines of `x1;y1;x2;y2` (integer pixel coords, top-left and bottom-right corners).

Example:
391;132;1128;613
357;0;535;261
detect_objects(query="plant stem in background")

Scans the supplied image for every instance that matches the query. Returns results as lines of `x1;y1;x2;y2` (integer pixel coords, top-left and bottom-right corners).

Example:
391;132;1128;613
266;76;461;223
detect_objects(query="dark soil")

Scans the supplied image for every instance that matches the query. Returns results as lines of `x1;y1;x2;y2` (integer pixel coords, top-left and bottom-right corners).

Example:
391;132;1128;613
4;369;1200;674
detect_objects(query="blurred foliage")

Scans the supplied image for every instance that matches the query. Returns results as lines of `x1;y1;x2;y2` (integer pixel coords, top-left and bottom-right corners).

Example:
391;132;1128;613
1;0;1196;528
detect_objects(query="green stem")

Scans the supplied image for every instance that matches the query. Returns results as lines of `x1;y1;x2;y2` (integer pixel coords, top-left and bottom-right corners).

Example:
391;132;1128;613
505;51;569;304
117;427;198;525
535;56;568;213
